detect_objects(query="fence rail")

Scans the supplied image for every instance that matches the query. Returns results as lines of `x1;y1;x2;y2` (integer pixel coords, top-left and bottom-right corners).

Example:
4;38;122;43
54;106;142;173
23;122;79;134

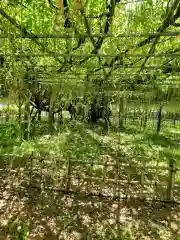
0;153;179;203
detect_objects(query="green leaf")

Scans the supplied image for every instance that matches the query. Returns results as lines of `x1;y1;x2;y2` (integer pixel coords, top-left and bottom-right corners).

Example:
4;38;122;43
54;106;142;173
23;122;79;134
146;0;153;6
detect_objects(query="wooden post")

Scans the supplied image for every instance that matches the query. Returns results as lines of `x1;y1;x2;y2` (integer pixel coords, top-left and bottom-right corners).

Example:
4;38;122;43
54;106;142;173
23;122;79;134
143;105;148;128
173;113;176;128
5;100;10;121
133;110;135;124
48;86;56;133
100;163;107;196
153;162;159;201
65;159;72;192
141;161;145;188
58;109;63;125
126;162;132;199
18;93;22;123
114;160;119;200
48;109;54;133
38;109;41;121
167;159;175;201
87;159;93;193
118;95;125;129
29;152;33;187
40;157;43;190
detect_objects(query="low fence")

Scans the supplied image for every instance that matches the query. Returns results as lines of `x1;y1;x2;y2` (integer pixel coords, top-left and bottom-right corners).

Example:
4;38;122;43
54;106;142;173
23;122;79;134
124;111;180;127
1;109;180;130
0;153;180;203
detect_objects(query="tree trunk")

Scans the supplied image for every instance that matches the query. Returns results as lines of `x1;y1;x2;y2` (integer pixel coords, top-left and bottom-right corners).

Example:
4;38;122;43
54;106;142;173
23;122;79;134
48;87;55;133
88;95;98;123
48;110;55;133
31;109;38;123
143;105;148;128
157;104;163;134
173;113;176;128
38;109;41;121
143;111;148;128
5;101;10;121
58;110;63;125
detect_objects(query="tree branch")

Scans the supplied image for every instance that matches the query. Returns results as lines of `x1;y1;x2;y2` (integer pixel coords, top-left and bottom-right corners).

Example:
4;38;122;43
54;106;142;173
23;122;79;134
79;0;118;65
47;0;58;10
172;22;180;27
0;8;63;64
58;0;121;72
104;1;180;80
139;0;180;72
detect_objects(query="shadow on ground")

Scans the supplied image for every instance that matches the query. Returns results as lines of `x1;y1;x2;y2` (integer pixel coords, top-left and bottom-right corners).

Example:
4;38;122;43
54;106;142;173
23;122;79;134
0;186;179;240
1;120;180;239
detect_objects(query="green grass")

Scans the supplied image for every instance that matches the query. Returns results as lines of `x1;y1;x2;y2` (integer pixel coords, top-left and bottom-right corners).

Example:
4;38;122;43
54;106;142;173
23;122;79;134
1;117;180;166
1;118;180;192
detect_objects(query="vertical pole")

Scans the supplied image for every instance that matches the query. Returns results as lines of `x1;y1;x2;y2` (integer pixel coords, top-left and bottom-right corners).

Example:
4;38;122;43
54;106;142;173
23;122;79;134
140;158;145;197
48;87;55;133
29;151;33;187
18;93;22;123
65;159;72;193
173;113;176;128
118;95;125;129
100;162;107;196
38;109;41;121
167;159;175;201
143;104;148;129
157;104;163;134
58;109;63;125
23;101;30;140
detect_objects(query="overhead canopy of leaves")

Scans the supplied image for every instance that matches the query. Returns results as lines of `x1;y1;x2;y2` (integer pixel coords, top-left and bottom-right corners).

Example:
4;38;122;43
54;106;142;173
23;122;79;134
0;0;180;103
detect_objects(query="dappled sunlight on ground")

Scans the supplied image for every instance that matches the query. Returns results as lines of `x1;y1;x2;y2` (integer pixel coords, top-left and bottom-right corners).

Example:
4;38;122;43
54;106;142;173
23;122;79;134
0;187;179;239
0;121;180;239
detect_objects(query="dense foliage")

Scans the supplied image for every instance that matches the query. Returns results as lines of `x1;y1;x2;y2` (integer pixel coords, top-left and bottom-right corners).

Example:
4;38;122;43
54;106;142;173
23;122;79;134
0;0;180;103
0;1;180;239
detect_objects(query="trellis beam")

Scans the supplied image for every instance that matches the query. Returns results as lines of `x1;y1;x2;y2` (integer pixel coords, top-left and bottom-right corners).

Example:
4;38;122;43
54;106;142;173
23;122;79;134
3;53;180;58
0;31;180;38
32;64;180;70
